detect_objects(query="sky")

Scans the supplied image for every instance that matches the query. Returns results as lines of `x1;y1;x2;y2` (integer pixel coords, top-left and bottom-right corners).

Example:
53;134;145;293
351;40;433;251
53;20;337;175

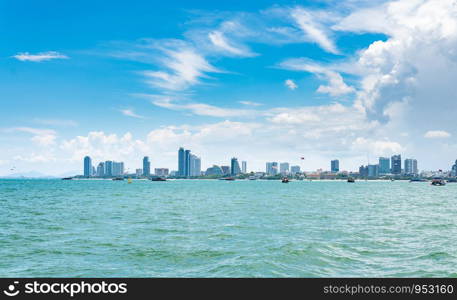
1;0;457;176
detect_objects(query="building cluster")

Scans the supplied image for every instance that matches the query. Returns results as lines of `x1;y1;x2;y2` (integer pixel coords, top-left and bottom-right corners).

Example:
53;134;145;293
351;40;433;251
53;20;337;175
82;149;457;180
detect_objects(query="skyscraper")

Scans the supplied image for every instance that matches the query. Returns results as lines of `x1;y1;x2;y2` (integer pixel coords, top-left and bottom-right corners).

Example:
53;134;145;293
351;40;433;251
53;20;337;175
178;147;185;177
231;158;241;176
290;165;301;174
143;156;151;177
279;162;290;174
83;156;92;177
359;165;368;177
189;154;201;176
266;162;278;175
96;162;105;177
184;149;191;177
404;158;418;175
331;159;339;173
452;160;457;177
112;161;124;176
105;161;113;177
242;161;247;173
391;155;402;175
379;157;390;174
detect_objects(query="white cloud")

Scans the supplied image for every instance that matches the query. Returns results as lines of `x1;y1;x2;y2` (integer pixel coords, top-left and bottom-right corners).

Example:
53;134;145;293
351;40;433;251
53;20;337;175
13;51;68;62
290;7;340;54
238;101;262;106
7;127;57;146
424;130;451;139
284;79;298;90
280;60;355;96
120;108;145;119
141;41;220;91
208;30;256;57
351;137;404;156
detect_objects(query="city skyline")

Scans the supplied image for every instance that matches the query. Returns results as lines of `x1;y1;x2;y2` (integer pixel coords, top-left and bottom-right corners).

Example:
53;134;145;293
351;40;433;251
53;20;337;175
2;0;457;176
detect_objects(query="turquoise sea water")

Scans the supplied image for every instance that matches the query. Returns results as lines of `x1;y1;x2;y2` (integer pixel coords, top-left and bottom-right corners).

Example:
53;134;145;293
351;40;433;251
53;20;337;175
1;179;457;277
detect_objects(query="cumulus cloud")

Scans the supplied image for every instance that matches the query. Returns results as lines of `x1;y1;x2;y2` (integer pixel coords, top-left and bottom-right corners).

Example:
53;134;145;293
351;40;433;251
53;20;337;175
284;79;298;90
424;130;451;139
13;51;68;62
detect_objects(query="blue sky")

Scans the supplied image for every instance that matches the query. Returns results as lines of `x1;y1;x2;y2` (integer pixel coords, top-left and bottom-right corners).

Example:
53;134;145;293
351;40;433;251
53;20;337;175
2;0;457;175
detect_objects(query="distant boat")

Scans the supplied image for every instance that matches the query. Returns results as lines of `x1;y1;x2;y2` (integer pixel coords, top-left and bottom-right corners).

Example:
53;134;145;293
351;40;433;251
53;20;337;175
220;177;235;181
112;177;124;181
127;178;132;184
61;177;73;180
347;177;355;183
281;178;290;183
431;178;446;186
248;176;257;180
150;177;166;181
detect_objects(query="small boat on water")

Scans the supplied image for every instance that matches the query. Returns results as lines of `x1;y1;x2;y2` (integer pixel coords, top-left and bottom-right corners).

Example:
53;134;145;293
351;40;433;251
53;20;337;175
347;177;355;183
248;176;257;180
410;178;426;182
112;177;124;181
127;178;132;184
150;177;166;181
61;177;73;180
220;177;235;181
431;178;446;186
281;178;290;183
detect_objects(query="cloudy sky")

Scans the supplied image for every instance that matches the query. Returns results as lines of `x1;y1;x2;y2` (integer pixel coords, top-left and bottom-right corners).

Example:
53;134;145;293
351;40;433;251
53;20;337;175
1;0;457;175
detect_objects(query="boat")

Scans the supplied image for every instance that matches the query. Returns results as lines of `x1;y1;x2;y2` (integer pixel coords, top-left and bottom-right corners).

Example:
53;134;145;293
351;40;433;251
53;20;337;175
220;177;235;181
347;177;355;183
431;178;446;186
248;176;257;180
127;178;132;184
112;177;124;181
281;178;290;183
61;177;73;180
150;177;166;181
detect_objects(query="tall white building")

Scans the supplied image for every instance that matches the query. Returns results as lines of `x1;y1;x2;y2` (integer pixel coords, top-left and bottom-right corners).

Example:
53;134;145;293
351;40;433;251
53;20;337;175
242;161;247;173
404;159;418;175
189;154;201;176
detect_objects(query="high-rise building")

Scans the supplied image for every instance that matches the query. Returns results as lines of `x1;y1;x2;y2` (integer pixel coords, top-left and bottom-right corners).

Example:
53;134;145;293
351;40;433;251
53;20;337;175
242;161;247;173
105;161;113;177
331;159;339;173
279;162;290;175
178;147;185;176
184;150;191;177
155;168;169;176
379;157;390;174
189;155;201;176
290;165;301;174
96;162;105;177
404;158;418;175
83;156;92;177
221;166;231;175
143;156;151;176
367;164;379;178
266;162;278;175
112;161;124;176
231;158;241;176
391;155;402;175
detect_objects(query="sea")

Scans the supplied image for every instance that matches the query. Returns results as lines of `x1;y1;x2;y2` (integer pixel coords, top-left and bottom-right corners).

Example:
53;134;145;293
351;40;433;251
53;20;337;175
1;179;456;277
